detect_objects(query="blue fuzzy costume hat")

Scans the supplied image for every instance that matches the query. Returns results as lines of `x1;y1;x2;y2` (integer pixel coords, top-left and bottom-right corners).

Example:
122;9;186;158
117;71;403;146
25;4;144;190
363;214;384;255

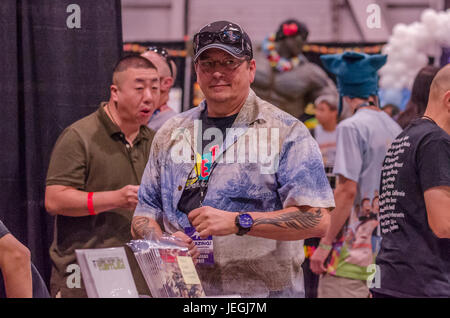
320;51;387;115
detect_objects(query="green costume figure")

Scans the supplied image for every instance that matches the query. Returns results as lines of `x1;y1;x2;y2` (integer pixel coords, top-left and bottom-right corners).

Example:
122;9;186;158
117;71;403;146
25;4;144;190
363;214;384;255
252;19;337;123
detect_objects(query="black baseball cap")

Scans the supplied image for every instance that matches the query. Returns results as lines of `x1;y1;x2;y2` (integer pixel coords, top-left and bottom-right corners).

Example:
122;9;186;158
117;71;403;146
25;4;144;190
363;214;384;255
193;20;253;61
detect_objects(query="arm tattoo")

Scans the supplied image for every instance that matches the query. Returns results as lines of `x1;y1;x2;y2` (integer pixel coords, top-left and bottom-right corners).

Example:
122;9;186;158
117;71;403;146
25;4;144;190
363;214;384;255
132;216;154;239
253;208;323;230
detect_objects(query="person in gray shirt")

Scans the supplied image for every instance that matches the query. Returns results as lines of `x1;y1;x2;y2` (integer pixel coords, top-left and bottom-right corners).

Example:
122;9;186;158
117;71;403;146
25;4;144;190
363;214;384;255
310;51;402;298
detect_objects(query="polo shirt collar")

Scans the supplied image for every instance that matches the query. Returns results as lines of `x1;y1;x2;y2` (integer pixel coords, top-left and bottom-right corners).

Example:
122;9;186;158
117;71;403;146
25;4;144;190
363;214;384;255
98;102;152;143
99;102;121;136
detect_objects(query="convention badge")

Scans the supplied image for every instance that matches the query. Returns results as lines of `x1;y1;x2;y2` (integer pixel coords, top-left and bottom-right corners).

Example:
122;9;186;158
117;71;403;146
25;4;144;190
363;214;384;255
184;226;214;266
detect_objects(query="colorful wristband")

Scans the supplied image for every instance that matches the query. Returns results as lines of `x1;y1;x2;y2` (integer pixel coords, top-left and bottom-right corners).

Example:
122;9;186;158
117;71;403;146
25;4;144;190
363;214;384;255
87;192;96;215
319;243;332;251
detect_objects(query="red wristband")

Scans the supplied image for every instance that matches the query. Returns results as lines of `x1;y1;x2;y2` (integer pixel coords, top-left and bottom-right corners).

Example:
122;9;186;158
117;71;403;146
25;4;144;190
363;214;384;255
87;192;96;215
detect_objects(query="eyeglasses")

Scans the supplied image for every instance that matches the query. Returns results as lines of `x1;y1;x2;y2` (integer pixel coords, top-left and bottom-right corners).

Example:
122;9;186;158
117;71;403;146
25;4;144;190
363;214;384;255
194;30;244;54
147;46;174;77
196;58;246;73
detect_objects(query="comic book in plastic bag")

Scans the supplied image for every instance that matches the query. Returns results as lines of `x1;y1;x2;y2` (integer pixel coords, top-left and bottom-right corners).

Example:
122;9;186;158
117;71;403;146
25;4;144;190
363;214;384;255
127;234;205;298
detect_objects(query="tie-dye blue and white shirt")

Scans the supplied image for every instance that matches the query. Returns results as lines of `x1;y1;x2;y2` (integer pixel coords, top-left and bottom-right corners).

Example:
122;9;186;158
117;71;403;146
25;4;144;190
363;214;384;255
135;89;335;297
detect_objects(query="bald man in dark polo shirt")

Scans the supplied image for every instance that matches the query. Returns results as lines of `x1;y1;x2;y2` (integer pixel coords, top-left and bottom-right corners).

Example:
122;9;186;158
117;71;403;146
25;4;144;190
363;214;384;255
45;55;160;297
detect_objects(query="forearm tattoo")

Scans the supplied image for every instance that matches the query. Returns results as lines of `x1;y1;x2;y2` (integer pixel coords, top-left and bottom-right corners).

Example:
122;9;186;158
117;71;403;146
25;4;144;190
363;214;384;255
253;208;323;230
132;217;154;239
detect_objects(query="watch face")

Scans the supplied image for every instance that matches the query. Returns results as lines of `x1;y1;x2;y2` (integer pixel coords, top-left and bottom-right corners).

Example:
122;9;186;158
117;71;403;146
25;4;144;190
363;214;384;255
239;213;253;229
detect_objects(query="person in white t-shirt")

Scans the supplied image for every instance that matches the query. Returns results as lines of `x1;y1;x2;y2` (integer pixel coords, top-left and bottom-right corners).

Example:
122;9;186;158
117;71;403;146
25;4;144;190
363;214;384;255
303;93;339;298
310;51;402;298
313;94;339;189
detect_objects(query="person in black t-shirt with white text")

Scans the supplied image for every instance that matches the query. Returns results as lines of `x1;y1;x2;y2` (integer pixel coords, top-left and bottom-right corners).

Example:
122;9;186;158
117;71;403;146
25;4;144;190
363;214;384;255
372;64;450;298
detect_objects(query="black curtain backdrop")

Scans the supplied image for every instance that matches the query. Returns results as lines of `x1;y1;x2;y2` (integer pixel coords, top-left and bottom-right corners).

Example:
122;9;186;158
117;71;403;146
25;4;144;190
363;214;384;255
0;0;122;288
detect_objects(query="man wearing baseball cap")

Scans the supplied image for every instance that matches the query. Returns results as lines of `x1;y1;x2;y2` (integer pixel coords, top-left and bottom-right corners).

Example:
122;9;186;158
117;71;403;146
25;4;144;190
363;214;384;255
132;20;335;297
310;51;402;297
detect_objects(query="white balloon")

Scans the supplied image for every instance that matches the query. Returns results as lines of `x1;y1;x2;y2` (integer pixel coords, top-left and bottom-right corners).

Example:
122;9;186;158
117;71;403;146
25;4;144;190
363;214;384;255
407;68;418;79
401;47;417;63
435;17;450;46
415;53;428;66
437;11;449;24
385;9;450;91
411;23;432;50
389;35;409;51
421;9;439;30
392;23;409;38
380;75;396;88
393;62;408;74
392;81;404;90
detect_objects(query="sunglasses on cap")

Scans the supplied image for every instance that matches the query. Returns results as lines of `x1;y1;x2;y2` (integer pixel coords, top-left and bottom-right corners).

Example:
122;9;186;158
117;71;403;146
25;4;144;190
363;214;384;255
193;30;245;54
147;46;174;77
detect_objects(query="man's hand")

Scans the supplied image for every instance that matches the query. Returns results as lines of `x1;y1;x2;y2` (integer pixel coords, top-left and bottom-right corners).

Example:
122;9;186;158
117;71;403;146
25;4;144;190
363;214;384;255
117;185;139;210
310;244;331;275
172;231;200;264
188;206;238;239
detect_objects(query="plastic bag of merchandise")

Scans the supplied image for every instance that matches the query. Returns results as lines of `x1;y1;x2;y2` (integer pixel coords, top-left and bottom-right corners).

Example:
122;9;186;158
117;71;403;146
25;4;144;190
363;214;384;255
127;231;206;298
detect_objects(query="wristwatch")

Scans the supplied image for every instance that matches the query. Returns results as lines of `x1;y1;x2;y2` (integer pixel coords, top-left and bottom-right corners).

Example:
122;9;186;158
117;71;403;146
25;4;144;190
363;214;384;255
235;212;254;236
